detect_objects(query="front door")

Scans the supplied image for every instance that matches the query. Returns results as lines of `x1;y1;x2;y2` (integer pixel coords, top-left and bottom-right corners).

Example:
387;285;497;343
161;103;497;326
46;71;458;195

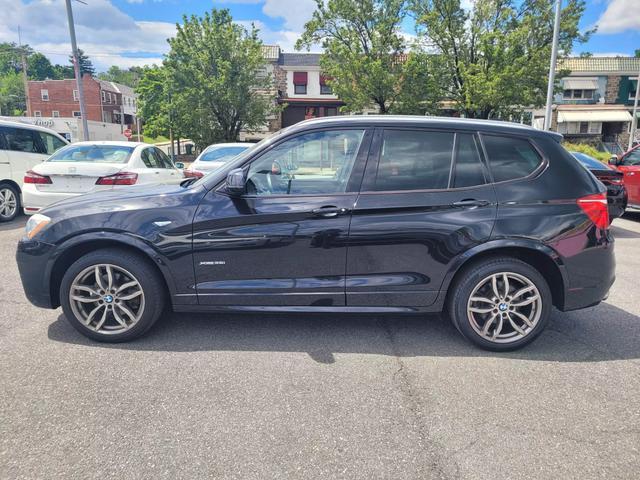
346;128;498;307
192;128;371;306
616;147;640;206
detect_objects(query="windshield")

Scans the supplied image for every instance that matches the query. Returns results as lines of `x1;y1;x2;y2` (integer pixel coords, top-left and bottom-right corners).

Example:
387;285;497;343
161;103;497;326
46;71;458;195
199;146;249;162
48;145;135;164
571;152;607;170
624;148;640;166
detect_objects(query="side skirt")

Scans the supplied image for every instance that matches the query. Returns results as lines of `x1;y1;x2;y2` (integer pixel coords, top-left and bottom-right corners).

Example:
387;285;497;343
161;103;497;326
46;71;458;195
172;305;442;314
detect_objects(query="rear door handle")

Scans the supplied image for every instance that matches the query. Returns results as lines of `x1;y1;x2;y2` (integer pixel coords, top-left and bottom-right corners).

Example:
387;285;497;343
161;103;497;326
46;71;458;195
452;199;491;208
311;206;349;217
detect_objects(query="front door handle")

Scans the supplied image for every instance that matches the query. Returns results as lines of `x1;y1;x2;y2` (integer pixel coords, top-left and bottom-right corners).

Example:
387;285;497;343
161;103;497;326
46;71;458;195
311;206;349;217
452;199;491;208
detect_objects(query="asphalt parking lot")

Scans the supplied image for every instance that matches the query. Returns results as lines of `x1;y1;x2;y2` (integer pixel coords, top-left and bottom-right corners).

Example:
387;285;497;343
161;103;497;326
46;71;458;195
1;215;639;480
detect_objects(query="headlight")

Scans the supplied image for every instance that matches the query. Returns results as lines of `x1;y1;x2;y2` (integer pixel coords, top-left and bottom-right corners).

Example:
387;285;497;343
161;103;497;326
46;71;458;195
25;213;51;239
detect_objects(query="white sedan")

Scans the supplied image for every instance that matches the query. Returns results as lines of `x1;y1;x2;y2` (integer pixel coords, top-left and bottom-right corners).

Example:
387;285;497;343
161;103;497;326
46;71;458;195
22;141;184;215
184;143;251;178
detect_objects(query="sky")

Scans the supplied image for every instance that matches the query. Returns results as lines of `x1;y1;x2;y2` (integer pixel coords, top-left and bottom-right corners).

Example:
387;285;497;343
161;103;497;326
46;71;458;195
0;0;638;72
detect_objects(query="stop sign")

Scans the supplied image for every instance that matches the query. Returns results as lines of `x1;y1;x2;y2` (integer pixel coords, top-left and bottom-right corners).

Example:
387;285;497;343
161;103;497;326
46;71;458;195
123;128;132;139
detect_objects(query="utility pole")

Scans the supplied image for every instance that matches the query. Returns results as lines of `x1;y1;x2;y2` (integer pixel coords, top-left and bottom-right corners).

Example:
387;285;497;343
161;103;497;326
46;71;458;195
18;27;31;117
65;0;89;140
544;0;562;131
629;67;640;151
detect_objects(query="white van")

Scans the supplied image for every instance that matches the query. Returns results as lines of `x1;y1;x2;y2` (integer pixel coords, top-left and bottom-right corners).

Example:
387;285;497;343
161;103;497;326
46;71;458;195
0;119;68;222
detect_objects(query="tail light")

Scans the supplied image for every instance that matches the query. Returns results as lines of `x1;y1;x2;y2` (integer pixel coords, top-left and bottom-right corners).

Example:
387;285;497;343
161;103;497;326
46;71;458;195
577;192;609;229
24;170;52;184
95;172;138;186
184;169;204;179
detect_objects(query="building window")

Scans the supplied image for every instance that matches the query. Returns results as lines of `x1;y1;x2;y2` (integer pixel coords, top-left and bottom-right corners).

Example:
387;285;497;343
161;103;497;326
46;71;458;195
107;92;111;103
52;111;60;118
293;71;308;95
101;91;106;103
563;89;594;100
72;111;81;117
40;89;49;101
630;81;638;101
73;90;79;101
34;111;42;117
558;121;602;135
319;74;332;95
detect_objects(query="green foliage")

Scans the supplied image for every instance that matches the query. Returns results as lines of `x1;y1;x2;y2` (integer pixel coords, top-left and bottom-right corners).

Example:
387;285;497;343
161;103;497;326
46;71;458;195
136;66;173;139
409;0;591;119
27;53;55;80
297;0;440;114
97;66;144;88
162;8;278;146
563;142;610;162
69;49;95;77
0;71;26;115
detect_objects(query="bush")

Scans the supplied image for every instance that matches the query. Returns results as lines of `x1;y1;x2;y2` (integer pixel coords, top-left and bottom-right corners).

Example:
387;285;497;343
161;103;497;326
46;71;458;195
562;142;611;163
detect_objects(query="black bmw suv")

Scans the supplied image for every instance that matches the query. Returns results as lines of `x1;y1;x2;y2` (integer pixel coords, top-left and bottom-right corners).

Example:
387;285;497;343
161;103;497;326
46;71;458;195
17;116;615;351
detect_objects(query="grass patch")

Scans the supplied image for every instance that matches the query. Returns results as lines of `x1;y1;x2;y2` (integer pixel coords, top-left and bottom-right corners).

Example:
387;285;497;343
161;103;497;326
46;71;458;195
142;135;170;144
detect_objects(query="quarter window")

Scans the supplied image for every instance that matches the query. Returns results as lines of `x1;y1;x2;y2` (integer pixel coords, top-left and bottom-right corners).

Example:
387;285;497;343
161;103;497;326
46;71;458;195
452;134;486;188
371;130;454;191
141;148;161;168
246;129;365;196
36;132;67;155
482;135;542;183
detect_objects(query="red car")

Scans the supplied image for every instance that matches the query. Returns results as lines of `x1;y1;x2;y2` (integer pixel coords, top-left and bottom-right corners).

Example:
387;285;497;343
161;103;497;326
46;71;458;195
610;144;640;210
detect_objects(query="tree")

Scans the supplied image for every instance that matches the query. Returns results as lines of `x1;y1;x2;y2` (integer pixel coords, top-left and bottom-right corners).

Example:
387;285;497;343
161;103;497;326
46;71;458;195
635;49;640;58
162;9;278;146
52;64;75;79
0;72;26;115
69;49;95;77
28;53;56;80
136;65;175;139
98;66;144;88
409;0;591;119
296;0;439;114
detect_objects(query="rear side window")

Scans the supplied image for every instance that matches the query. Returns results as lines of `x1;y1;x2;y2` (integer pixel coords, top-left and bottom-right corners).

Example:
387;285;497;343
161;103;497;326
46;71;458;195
141;148;161;168
372;130;454;191
482;135;542;183
1;127;41;154
36;131;67;155
452;133;486;188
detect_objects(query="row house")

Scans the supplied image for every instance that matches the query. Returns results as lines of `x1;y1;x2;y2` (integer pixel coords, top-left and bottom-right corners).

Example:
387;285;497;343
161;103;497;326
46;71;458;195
27;76;138;128
535;57;639;153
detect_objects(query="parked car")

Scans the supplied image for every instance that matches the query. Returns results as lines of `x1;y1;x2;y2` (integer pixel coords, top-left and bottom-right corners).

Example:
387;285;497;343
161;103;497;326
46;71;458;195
17;116;615;351
609;145;640;210
184;143;252;178
571;151;627;220
22;141;184;215
0;119;68;221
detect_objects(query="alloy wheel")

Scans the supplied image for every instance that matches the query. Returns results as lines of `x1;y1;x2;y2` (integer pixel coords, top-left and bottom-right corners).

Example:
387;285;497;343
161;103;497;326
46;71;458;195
0;187;17;220
69;264;146;334
466;271;542;344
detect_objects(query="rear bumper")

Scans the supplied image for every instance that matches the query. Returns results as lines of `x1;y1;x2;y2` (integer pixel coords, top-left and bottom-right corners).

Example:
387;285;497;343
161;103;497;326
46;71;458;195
22;185;82;214
16;238;56;309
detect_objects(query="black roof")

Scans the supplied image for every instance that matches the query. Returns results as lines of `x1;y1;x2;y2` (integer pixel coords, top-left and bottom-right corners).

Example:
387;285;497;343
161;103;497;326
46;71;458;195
285;115;563;140
279;53;322;66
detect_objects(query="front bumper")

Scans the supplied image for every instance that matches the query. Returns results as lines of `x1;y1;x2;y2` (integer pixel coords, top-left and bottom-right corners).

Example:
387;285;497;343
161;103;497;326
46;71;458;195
16;238;57;309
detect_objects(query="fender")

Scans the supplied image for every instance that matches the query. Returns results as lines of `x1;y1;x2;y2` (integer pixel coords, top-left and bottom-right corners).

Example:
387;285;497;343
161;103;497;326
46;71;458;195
46;230;180;299
433;237;568;309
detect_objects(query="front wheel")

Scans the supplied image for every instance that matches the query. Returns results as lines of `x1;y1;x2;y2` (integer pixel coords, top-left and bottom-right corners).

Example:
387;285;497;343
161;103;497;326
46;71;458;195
0;183;20;222
60;249;165;342
448;257;552;351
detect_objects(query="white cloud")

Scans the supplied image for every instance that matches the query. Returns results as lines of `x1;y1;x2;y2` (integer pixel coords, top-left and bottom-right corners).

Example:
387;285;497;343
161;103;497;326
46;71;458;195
262;0;317;32
596;0;640;34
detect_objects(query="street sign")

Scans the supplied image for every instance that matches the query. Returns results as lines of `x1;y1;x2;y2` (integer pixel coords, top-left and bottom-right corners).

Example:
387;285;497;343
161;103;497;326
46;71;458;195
123;128;132;139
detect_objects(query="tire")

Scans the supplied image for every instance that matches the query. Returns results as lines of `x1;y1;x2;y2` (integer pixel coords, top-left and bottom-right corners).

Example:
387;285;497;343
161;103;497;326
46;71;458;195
447;257;552;351
0;183;20;222
60;248;165;342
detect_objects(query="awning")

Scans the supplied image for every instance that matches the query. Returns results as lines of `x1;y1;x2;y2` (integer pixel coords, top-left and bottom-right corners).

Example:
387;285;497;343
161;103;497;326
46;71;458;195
563;77;598;90
293;71;308;85
558;109;633;123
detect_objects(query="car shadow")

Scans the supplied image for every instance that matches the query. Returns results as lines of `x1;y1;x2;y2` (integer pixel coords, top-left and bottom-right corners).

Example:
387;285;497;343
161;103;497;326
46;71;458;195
0;215;27;232
47;301;640;363
611;223;640;239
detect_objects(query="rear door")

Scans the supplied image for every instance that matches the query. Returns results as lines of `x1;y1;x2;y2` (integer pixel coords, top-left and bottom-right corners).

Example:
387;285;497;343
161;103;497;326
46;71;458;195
1;126;48;181
152;147;182;182
346;128;497;307
138;147;164;184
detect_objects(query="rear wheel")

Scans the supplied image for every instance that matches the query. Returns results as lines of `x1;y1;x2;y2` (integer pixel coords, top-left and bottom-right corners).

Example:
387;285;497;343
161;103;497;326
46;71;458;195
448;257;552;351
60;249;165;342
0;183;20;222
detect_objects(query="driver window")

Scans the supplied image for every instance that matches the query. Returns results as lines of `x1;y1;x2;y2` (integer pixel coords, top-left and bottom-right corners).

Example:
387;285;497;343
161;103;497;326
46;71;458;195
246;129;365;196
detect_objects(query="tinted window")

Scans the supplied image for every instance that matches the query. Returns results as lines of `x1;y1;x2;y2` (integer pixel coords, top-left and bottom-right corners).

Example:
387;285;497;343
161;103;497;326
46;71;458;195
372;130;454;191
141;148;161;168
482;135;542;182
246;129;364;196
37;132;67;155
453;134;486;188
1;127;41;154
48;145;134;164
153;148;174;168
200;146;248;162
623;149;640;166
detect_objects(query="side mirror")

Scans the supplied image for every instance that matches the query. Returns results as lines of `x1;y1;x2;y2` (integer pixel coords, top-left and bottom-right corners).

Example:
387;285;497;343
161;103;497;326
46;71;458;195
175;162;185;169
226;168;246;195
608;155;619;166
